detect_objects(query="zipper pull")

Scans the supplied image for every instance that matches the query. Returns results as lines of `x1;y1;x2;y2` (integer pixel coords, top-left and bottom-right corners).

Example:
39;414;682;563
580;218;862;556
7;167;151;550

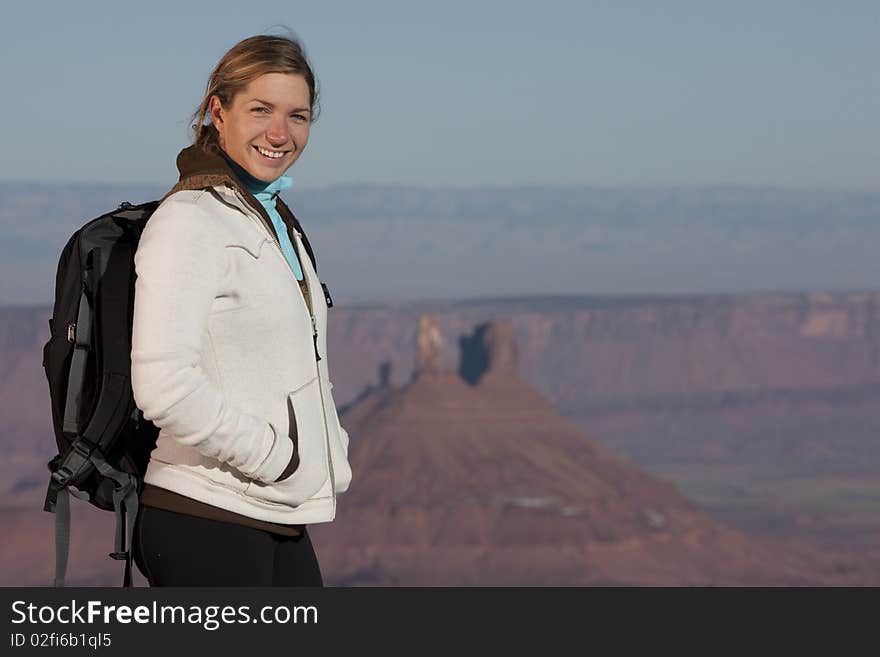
321;282;334;308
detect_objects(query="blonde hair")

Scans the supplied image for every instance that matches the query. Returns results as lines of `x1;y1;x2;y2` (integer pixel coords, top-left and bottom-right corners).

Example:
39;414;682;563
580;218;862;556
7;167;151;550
191;34;319;149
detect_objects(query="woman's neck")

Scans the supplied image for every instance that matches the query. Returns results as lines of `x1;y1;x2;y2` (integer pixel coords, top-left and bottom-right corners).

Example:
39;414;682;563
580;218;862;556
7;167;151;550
219;148;290;197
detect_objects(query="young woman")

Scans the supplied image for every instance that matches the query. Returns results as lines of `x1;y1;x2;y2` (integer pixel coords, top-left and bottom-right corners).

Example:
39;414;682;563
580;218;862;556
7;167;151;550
130;34;352;586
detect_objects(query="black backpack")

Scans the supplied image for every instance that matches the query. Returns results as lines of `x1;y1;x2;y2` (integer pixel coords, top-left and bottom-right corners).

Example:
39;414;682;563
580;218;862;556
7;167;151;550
42;200;160;587
42;197;326;587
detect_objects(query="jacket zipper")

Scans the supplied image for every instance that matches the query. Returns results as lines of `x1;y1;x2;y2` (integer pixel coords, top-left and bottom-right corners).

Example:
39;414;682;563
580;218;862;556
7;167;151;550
232;188;336;503
291;228;337;506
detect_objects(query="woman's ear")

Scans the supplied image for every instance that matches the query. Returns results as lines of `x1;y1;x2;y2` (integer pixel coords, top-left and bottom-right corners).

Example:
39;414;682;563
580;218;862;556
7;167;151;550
208;95;227;147
209;95;224;131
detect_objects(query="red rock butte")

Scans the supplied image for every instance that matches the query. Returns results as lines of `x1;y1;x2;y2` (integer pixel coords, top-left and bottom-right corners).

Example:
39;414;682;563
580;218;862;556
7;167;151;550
309;315;846;585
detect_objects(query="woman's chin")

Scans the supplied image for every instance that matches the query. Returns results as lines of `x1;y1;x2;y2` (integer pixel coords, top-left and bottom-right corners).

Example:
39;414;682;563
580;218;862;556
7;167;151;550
251;158;290;181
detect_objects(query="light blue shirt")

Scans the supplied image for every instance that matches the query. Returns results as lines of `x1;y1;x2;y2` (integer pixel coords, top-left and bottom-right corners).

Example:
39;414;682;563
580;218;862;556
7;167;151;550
222;152;304;281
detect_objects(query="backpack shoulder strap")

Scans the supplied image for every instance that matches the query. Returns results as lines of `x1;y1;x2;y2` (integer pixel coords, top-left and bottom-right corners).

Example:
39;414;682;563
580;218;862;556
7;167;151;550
275;198;333;307
275;198;317;272
77;236;134;450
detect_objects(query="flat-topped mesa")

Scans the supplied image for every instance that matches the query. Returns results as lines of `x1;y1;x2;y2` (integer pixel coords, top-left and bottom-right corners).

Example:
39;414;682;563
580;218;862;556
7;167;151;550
412;314;442;381
459;319;519;385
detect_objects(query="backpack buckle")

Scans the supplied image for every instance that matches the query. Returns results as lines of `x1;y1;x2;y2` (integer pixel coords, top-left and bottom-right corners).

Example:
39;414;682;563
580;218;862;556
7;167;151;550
73;438;96;459
51;466;75;487
50;439;97;487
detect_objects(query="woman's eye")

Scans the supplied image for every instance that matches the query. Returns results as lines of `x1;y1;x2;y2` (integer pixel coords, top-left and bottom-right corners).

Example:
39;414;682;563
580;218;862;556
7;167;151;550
252;107;270;114
291;114;307;122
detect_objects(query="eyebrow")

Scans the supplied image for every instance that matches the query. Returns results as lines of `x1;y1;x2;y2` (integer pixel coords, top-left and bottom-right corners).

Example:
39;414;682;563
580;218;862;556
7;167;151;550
251;99;311;113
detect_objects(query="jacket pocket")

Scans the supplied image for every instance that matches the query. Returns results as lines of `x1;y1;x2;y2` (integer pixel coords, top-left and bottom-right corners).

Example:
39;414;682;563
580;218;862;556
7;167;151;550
244;377;329;506
274;393;300;482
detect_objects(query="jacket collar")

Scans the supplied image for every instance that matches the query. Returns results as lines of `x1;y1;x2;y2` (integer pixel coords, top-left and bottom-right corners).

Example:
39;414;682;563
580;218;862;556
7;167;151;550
164;142;246;200
162;142;284;241
162;141;318;273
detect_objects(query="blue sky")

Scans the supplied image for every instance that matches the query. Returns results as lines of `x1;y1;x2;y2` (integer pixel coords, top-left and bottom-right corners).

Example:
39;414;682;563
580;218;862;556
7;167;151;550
1;0;877;190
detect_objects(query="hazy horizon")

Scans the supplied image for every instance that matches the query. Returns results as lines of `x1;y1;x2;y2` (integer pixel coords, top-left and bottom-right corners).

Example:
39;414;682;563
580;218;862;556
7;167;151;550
3;182;879;307
2;178;877;196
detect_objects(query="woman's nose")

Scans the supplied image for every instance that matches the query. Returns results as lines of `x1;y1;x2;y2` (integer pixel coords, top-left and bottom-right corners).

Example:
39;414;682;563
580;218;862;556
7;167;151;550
266;118;290;146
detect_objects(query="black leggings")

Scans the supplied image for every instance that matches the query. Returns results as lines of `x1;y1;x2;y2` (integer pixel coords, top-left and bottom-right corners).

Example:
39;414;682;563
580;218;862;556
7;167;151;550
132;505;323;587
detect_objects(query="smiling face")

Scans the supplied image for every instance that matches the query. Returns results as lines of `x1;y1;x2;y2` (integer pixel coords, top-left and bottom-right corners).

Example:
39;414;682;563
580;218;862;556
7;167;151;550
210;72;312;182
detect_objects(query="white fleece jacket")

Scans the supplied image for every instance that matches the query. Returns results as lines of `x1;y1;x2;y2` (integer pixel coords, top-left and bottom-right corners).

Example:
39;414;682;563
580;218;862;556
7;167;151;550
131;184;351;524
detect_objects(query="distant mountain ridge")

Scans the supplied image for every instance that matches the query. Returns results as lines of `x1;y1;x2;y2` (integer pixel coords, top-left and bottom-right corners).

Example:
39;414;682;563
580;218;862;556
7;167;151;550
2;182;879;305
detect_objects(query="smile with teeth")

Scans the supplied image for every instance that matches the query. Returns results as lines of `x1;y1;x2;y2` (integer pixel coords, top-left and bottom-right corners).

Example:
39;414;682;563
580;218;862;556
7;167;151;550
255;146;287;159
